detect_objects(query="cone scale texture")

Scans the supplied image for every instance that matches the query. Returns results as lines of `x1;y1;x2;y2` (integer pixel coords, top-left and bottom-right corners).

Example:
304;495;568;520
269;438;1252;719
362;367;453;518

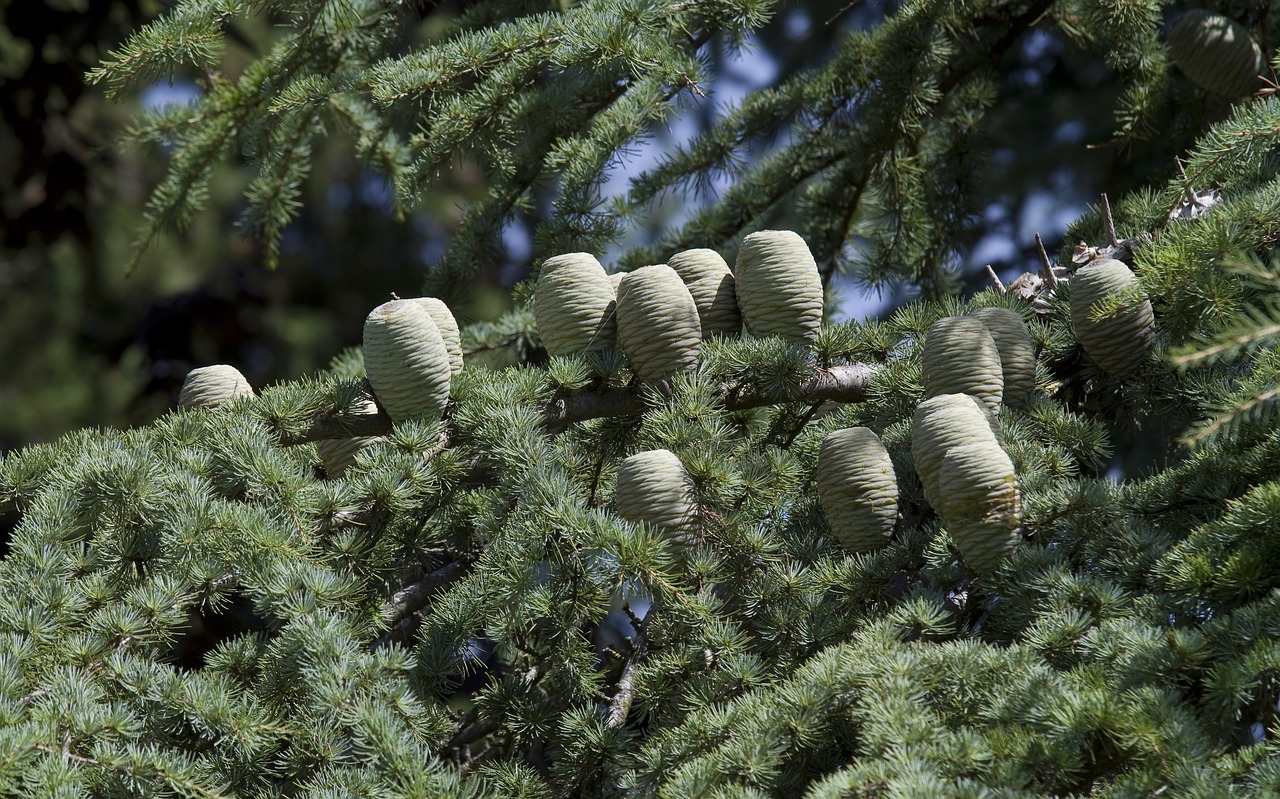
616;265;702;382
969;307;1036;408
923;316;1004;414
615;449;699;548
534;252;618;357
734;230;824;345
178;365;255;410
912;394;1021;572
1169;10;1264;97
413;297;464;376
363;299;452;424
667;248;742;338
1069;259;1155;379
816;427;898;553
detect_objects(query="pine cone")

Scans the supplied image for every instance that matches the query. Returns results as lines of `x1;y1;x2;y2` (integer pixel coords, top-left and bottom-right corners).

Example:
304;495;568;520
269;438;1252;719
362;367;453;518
363;299;452;423
1169;10;1265;98
534;252;618;357
969;307;1036;408
616;265;702;382
1069;259;1155;379
734;230;824;345
922;316;1004;414
615;449;700;548
178;365;254;410
816;427;898;553
667;248;742;338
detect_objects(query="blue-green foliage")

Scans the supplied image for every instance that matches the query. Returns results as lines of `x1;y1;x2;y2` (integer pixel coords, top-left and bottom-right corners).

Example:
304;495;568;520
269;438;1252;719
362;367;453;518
5;0;1276;794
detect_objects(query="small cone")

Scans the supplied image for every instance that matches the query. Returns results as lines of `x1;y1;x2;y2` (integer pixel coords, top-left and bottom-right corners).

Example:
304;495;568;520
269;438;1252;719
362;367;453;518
363;299;452;423
969;307;1036;408
615;449;699;549
667;248;741;337
179;365;254;410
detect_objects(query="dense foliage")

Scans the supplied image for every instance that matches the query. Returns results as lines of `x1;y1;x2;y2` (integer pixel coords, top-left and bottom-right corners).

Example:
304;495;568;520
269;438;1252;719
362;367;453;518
3;0;1280;796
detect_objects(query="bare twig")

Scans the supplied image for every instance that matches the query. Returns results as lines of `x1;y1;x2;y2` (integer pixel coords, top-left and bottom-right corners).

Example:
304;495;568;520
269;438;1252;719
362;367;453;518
1100;193;1118;247
1034;233;1058;288
985;265;1006;293
382;561;465;624
370;561;466;650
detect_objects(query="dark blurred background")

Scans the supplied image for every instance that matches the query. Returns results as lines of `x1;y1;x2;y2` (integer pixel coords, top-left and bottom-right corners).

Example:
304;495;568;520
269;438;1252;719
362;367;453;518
0;0;1238;451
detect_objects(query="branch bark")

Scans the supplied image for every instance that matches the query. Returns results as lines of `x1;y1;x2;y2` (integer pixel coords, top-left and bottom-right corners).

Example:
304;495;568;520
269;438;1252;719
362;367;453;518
278;362;876;446
605;603;651;729
369;561;466;651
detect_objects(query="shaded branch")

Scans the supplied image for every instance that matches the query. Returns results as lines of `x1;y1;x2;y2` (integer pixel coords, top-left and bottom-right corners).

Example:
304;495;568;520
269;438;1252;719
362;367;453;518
370;561;467;651
280;362;877;445
605;603;650;729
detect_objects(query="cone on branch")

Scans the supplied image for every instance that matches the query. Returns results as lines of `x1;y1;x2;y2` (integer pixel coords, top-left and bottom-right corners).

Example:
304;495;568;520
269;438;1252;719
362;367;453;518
969;307;1036;408
1069;259;1155;380
534;252;618;357
667;248;742;338
734;230;824;346
178;365;254;410
363;299;452;423
616;265;702;382
912;394;1021;573
412;297;464;376
1168;9;1265;98
614;449;700;549
922;316;1004;414
815;427;898;553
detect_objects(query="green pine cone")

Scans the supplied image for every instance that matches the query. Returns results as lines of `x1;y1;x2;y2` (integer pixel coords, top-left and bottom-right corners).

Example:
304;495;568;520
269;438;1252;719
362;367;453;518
178;365;255;410
1069;259;1155;379
412;297;464;376
816;427;898;553
667;248;742;338
1169;10;1264;97
911;393;1002;501
922;316;1004;413
734;230;824;345
614;449;699;548
616;265;702;382
534;252;618;357
363;299;452;424
969;307;1036;408
928;439;1022;574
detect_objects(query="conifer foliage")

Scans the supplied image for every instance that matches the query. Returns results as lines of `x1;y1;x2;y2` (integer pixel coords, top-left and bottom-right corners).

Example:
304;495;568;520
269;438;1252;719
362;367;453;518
5;0;1280;796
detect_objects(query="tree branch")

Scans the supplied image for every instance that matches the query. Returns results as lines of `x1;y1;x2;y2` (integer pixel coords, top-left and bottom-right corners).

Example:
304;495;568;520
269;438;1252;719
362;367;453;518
605;604;650;729
369;561;466;651
278;362;877;445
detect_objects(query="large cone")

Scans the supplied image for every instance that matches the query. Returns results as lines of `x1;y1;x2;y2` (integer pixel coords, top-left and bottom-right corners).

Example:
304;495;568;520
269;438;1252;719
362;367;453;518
816;427;898;553
616;265;702;382
734;230;824;345
534;253;618;357
363;299;452;423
